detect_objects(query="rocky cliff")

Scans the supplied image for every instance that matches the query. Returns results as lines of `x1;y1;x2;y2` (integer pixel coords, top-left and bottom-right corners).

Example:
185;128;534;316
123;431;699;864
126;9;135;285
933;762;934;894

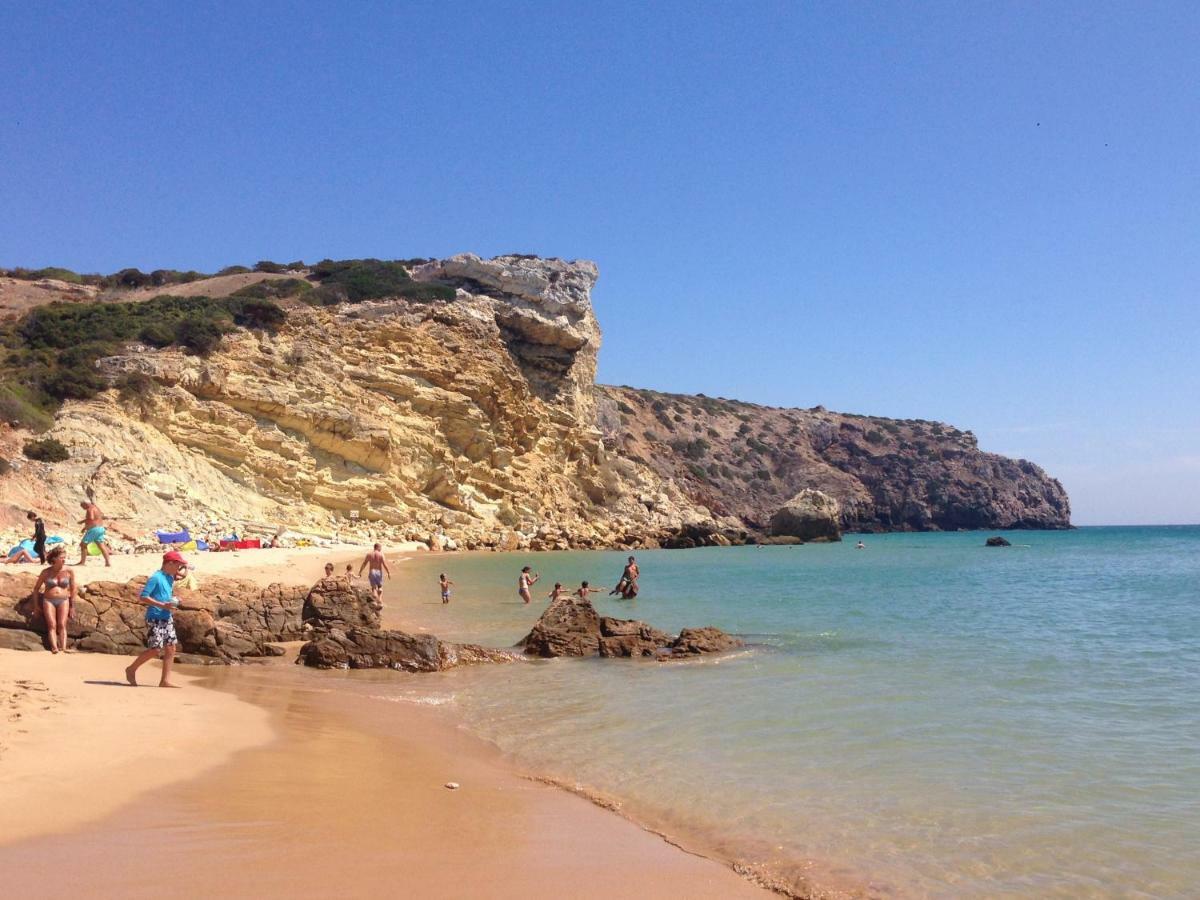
596;387;1070;531
0;254;1069;545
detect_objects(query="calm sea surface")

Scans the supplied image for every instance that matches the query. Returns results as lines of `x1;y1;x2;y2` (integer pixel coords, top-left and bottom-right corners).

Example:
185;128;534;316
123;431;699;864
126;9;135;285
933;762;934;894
359;527;1199;897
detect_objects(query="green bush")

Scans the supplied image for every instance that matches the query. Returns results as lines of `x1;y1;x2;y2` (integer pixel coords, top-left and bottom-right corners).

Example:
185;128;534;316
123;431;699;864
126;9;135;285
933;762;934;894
115;372;155;402
865;430;885;444
175;317;229;355
217;265;251;276
227;297;287;329
253;260;287;273
23;437;69;462
305;258;456;301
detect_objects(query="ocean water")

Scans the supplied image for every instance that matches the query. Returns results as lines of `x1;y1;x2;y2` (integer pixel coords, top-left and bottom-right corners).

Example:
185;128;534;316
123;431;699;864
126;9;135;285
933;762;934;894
369;527;1200;897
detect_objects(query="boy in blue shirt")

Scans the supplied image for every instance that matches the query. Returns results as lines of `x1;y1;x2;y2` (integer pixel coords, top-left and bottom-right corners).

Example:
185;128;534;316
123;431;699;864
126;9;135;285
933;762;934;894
124;551;189;688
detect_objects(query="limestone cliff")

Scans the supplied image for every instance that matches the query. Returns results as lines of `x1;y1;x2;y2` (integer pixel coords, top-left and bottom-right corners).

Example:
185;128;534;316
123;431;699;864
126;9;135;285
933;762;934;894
0;254;1070;545
21;256;710;549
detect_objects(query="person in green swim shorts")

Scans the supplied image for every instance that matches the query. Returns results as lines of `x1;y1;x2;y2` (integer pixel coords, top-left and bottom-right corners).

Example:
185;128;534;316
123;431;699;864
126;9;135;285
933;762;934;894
76;499;112;567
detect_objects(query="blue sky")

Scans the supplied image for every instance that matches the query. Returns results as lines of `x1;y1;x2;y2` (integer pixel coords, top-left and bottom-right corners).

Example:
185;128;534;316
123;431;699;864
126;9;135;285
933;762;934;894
2;2;1197;524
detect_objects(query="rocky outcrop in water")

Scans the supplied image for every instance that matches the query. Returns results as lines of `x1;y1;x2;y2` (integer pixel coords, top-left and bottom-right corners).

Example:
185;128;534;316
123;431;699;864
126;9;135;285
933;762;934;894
769;489;842;542
520;597;743;659
985;536;1012;547
297;627;520;671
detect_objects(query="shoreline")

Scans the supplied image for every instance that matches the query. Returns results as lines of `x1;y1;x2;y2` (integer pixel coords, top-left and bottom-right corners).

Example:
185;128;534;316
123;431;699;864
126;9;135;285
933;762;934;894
0;652;772;899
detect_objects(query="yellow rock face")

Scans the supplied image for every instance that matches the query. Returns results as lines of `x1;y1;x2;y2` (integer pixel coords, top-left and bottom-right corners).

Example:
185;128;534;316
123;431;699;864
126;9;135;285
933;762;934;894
39;258;708;549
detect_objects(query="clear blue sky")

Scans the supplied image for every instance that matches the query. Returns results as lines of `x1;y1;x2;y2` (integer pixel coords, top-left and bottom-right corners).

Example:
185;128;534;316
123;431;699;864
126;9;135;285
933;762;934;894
2;2;1197;525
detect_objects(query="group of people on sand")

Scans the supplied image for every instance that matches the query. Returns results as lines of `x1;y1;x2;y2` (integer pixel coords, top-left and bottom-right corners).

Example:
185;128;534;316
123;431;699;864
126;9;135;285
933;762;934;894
516;556;640;605
6;501;112;567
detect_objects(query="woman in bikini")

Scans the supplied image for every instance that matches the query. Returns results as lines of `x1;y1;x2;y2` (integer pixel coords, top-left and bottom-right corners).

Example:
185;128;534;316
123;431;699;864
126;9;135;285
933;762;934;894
518;566;539;604
34;546;75;653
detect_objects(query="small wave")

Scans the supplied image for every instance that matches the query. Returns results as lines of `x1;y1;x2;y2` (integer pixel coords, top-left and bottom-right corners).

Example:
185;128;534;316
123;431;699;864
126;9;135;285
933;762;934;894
365;693;456;707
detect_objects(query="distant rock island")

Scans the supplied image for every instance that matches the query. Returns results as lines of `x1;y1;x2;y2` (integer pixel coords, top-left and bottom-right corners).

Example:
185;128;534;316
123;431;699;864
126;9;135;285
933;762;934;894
0;255;1069;548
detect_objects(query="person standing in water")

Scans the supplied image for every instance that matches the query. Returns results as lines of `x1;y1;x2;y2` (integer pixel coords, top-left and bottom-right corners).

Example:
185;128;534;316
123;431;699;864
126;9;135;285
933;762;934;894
547;582;570;603
359;543;391;600
76;499;111;567
125;551;189;688
573;581;601;601
518;566;539;604
33;546;74;653
439;573;454;604
609;556;640;598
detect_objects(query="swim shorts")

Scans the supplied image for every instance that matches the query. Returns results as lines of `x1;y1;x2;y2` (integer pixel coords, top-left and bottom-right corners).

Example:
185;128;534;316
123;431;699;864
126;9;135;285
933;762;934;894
369;570;384;589
83;526;107;545
145;619;178;649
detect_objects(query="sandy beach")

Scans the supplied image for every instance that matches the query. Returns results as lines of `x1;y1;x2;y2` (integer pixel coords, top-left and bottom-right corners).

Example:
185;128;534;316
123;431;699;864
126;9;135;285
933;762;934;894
0;550;772;899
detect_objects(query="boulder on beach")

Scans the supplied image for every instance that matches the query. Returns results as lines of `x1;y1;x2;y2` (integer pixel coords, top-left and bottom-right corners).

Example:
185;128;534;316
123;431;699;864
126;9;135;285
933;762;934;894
985;536;1012;547
768;489;842;542
521;596;602;657
297;626;521;671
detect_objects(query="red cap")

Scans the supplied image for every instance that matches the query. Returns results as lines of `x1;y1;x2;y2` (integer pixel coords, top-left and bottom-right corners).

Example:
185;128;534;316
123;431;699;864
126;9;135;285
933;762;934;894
162;550;187;565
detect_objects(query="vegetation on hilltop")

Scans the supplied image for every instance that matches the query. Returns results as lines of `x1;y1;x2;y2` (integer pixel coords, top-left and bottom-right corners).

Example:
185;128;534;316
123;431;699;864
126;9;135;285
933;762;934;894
0;294;286;429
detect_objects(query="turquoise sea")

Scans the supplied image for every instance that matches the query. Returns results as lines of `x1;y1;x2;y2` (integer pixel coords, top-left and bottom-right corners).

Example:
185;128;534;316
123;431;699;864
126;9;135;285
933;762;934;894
362;527;1199;897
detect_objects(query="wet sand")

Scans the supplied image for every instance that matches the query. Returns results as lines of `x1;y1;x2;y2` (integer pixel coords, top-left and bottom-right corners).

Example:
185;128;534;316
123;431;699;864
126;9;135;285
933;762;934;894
0;658;769;898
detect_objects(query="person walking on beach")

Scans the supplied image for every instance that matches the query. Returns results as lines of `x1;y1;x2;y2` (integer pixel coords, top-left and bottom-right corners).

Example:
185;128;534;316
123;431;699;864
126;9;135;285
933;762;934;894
125;550;189;688
518;566;539;604
609;556;639;598
33;546;74;653
573;581;601;601
76;499;111;568
28;510;47;565
359;543;391;600
439;573;454;604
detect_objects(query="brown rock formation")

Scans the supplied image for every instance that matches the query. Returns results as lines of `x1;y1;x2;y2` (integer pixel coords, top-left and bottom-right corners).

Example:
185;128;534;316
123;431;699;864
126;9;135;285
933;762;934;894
769;489;842;542
520;597;742;660
296;627;520;671
599;386;1071;532
0;571;306;661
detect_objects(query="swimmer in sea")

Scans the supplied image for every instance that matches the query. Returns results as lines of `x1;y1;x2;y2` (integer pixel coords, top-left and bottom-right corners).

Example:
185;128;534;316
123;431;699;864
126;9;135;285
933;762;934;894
547;582;570;603
855;541;866;550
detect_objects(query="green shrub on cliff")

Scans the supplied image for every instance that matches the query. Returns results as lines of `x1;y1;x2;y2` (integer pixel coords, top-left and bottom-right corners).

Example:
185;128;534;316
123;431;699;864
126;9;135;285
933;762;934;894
304;258;455;304
23;437;69;462
231;278;312;300
1;294;287;416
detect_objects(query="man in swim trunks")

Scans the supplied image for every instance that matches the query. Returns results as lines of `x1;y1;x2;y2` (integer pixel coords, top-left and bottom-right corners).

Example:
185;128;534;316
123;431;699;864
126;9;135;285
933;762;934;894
76;499;111;567
359;543;391;600
518;566;539;604
125;550;189;688
610;556;639;598
439;573;454;604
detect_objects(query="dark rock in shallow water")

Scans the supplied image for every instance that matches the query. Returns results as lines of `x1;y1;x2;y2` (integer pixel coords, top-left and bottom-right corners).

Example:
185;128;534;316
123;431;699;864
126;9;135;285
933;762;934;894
985;536;1012;547
521;597;742;660
297;626;520;671
670;627;743;656
521;596;602;657
597;616;673;658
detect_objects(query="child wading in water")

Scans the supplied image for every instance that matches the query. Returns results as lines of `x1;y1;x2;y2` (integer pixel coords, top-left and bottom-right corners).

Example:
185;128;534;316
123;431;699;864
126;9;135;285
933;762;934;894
573;581;601;601
125;551;189;688
547;582;570;603
440;573;454;604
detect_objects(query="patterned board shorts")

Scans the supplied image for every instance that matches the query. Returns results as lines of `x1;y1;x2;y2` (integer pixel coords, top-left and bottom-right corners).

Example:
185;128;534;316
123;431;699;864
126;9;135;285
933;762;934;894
145;619;178;649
